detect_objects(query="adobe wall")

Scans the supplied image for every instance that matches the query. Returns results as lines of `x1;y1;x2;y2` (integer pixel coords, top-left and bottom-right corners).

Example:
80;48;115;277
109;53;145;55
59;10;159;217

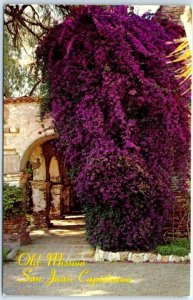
4;96;57;185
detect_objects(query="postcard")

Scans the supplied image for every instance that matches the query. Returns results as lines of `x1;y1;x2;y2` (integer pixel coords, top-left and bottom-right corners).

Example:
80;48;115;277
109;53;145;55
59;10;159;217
3;3;191;296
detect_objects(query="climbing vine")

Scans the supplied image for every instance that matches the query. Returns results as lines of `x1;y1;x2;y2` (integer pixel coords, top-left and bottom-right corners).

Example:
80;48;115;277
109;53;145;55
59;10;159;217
36;6;190;250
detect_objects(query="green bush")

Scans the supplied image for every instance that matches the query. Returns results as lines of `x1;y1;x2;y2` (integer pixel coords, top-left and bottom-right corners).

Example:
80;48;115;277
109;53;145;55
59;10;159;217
3;184;25;220
2;247;9;262
172;238;190;249
154;238;190;256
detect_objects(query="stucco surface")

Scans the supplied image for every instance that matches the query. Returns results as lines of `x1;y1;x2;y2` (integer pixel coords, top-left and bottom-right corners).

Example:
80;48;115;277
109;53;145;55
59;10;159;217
4;98;56;176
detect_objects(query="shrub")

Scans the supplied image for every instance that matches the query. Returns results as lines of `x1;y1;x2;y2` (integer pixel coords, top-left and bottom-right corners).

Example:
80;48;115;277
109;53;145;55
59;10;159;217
78;151;172;251
171;238;190;250
36;6;190;250
154;238;190;256
2;247;9;262
154;245;189;257
3;184;25;220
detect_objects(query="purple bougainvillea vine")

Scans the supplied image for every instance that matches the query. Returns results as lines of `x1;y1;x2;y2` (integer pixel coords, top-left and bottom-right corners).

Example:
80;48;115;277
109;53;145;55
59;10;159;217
36;6;190;250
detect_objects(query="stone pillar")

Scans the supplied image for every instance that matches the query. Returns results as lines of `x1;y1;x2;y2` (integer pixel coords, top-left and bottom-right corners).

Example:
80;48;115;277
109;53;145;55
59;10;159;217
50;184;63;219
30;180;51;229
19;172;31;188
61;186;71;214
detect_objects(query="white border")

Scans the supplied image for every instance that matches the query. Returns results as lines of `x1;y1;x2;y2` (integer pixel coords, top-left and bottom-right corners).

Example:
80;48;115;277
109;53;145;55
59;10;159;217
0;2;192;300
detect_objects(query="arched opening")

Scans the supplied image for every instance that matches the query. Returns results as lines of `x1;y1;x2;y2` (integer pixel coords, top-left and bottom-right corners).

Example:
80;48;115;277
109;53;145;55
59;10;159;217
22;136;82;230
19;133;58;172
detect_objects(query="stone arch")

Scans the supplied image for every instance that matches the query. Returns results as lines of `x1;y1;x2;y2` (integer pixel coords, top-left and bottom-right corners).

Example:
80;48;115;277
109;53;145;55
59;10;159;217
19;133;58;172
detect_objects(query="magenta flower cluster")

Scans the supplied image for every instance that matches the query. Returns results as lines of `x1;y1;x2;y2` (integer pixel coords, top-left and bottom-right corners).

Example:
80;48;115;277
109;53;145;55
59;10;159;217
36;6;190;250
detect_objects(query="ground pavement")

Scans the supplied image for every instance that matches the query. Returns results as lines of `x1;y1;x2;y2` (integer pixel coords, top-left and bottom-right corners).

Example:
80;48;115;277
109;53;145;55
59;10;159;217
3;215;190;296
19;215;95;262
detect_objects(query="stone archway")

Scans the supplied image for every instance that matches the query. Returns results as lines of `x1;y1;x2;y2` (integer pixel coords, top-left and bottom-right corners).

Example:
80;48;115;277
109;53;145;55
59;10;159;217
18;134;57;229
19;133;58;172
21;136;77;230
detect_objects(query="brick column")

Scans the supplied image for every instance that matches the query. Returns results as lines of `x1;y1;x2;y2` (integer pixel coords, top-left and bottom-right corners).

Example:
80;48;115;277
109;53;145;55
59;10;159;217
3;216;31;246
50;184;63;219
30;180;51;229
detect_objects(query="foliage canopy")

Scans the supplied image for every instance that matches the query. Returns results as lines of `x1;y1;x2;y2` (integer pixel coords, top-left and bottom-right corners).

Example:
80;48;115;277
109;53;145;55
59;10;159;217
4;4;72;97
